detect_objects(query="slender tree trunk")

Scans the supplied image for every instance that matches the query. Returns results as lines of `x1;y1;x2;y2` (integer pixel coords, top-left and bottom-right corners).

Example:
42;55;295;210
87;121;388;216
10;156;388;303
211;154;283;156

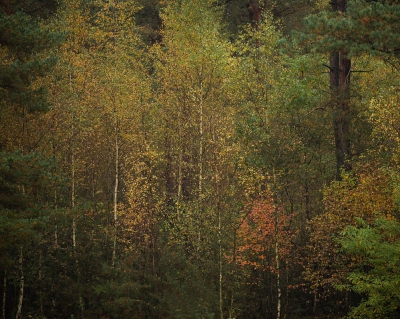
15;247;24;319
272;170;281;319
112;96;119;268
211;104;223;319
70;72;77;251
197;79;204;250
331;0;351;179
228;230;237;319
111;0;119;269
198;81;203;200
72;142;76;250
165;132;175;208
218;207;223;319
313;291;317;315
275;217;281;319
52;142;59;250
2;271;6;319
39;250;43;317
54;188;59;248
175;109;184;220
69;72;84;317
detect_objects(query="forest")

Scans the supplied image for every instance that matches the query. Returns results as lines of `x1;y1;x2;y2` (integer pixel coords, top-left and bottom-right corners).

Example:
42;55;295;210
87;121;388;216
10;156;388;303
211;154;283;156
1;0;400;318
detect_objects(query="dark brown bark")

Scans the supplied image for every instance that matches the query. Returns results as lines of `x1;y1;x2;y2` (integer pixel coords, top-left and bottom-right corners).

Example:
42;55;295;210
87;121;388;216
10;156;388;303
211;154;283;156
0;0;13;15
330;0;352;179
248;0;261;24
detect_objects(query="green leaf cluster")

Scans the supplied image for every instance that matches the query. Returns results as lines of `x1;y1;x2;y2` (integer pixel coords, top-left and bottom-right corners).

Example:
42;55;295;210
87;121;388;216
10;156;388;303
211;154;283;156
339;217;400;318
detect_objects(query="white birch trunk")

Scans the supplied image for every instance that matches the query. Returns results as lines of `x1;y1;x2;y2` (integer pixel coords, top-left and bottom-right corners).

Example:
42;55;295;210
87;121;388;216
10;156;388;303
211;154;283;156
273;170;281;319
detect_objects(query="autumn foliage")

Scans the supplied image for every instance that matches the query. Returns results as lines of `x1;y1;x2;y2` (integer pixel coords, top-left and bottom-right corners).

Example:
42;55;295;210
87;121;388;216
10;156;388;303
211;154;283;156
304;165;397;300
2;0;400;318
236;191;294;272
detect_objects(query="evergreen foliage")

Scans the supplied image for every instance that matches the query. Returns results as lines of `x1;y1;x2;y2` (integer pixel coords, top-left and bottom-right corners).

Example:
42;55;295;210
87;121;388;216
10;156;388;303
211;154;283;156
0;0;63;113
299;0;400;65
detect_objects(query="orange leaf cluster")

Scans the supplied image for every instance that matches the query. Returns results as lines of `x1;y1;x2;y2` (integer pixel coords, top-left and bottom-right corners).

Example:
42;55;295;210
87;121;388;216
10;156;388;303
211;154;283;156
236;191;294;272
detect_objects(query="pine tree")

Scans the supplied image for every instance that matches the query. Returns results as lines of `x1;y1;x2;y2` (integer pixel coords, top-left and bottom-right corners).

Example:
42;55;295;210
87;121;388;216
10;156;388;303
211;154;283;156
0;2;64;318
0;0;62;115
299;0;400;177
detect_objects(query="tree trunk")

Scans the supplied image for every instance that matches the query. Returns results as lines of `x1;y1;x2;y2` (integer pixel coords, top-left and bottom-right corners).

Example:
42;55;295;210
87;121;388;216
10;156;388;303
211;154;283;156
112;95;119;268
69;71;84;317
197;79;204;252
228;230;237;319
110;0;119;269
39;250;43;317
165;132;175;208
331;0;351;179
54;188;59;249
313;291;317;315
248;0;262;24
70;72;77;251
198;80;203;201
275;215;281;319
177;117;183;219
2;272;6;319
218;203;223;319
273;171;281;319
15;247;24;319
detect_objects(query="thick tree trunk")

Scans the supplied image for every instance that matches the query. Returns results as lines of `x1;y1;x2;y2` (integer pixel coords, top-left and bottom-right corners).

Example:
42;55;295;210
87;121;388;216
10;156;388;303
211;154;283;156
331;0;351;179
248;0;262;24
